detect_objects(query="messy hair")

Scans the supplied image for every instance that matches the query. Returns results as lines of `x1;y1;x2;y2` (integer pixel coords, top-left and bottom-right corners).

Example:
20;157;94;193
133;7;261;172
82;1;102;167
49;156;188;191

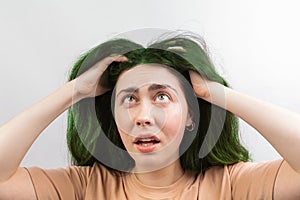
67;31;250;174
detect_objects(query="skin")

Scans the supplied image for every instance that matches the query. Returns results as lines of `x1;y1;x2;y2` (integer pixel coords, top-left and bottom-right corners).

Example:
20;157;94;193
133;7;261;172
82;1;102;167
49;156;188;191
0;54;299;199
189;71;300;199
114;64;192;185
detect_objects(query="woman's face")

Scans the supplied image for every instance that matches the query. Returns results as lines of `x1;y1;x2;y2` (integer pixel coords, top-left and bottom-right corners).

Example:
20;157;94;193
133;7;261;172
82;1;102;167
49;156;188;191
114;64;192;171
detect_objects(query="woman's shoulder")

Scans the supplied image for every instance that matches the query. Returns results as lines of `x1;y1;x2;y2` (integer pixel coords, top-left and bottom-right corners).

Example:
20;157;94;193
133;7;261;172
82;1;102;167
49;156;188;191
25;162;119;186
199;159;284;178
190;159;284;199
196;159;284;186
225;159;284;175
24;162;125;199
65;162;123;180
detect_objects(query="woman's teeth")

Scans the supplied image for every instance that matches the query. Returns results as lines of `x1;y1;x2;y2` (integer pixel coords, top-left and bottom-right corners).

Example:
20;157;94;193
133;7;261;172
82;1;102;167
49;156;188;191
139;138;154;142
139;143;155;146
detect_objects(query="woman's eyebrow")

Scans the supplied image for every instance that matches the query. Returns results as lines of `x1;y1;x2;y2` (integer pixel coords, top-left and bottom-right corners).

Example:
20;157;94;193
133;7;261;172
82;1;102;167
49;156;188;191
148;84;178;94
117;84;178;97
117;87;139;97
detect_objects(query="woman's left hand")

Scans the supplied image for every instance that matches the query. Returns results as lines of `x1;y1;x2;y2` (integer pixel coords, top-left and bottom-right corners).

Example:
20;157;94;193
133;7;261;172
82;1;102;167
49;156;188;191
189;70;214;101
189;70;226;108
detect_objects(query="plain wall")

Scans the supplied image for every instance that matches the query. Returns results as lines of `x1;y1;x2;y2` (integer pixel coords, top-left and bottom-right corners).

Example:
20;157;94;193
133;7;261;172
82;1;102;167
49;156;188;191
0;0;299;168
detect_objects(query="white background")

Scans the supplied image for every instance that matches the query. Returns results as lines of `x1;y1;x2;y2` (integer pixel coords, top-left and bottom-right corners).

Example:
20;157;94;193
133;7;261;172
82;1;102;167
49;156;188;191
0;0;299;168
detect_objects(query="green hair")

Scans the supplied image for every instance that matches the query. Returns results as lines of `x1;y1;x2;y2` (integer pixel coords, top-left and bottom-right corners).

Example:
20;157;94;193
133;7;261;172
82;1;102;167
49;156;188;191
67;32;251;174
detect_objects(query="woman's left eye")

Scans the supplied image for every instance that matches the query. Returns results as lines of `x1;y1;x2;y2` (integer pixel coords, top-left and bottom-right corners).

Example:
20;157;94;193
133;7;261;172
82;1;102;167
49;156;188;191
155;93;170;103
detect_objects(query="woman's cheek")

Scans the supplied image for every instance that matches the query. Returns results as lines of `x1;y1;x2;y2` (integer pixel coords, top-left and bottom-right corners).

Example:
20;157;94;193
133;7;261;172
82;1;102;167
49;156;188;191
114;107;133;135
163;107;185;139
118;129;132;150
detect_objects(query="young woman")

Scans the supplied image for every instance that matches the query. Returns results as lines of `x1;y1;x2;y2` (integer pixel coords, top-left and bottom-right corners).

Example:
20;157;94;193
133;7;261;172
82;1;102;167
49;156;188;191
0;32;300;199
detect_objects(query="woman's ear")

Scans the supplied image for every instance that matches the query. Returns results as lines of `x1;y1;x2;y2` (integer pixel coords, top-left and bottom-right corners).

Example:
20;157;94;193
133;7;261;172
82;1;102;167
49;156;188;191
185;109;196;132
185;110;193;127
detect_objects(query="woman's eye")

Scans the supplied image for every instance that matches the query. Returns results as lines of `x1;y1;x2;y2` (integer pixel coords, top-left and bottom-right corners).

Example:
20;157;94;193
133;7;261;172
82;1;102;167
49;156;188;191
123;95;136;104
155;93;170;103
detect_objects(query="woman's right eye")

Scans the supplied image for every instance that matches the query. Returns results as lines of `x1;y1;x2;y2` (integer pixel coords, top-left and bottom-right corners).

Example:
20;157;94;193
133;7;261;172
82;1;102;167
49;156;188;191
122;95;136;104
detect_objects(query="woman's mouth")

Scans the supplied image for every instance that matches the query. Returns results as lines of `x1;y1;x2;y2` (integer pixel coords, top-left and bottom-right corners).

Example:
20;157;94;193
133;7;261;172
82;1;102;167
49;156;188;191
133;136;160;153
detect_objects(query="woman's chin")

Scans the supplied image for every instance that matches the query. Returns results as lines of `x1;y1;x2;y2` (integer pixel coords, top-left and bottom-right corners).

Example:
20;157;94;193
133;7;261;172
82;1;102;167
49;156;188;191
129;148;180;173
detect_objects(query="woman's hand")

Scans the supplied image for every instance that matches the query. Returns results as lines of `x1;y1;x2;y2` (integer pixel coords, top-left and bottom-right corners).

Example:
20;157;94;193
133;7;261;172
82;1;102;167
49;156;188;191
189;70;226;108
189;70;212;100
73;55;128;100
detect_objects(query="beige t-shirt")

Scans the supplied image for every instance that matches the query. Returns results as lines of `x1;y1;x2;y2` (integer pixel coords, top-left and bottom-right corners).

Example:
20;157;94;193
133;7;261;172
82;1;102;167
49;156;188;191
25;159;284;200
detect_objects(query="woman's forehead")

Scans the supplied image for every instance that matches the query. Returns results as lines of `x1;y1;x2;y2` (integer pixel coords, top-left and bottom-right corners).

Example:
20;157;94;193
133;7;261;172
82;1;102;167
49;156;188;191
116;64;181;89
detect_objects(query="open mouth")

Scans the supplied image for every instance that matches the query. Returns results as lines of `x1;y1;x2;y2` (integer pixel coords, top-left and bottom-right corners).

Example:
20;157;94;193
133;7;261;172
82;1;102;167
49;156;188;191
135;138;160;146
133;136;160;153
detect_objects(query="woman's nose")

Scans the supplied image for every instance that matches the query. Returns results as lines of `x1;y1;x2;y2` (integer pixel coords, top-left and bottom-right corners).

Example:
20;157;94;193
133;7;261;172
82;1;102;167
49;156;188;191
136;118;152;126
135;102;154;127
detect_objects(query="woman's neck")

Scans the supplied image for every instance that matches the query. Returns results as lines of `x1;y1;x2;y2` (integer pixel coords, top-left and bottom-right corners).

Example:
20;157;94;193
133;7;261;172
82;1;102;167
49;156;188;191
133;160;184;187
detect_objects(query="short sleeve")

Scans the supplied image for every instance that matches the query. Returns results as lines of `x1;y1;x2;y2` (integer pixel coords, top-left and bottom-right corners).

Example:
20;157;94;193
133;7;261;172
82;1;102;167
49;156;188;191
229;159;284;199
24;164;95;200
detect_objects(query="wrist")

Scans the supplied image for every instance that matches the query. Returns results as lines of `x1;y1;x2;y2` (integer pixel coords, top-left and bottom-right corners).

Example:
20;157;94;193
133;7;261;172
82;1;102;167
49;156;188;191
204;82;227;109
62;79;83;107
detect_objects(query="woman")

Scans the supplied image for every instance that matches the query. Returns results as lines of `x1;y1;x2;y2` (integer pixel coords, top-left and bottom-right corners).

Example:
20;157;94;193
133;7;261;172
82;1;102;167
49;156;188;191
0;32;299;199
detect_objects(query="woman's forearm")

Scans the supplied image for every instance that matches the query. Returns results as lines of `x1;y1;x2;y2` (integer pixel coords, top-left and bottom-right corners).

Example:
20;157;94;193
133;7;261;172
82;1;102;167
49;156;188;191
0;80;77;182
208;82;300;172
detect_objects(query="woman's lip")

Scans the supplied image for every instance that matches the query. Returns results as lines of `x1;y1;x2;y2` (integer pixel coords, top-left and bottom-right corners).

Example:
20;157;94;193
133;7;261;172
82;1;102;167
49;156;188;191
133;134;160;143
134;142;159;153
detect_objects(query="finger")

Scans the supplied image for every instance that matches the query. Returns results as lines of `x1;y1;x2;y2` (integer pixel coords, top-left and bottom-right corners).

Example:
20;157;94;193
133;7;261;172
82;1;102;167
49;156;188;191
189;70;203;77
93;55;128;72
189;70;206;82
114;56;128;62
189;70;202;82
189;70;197;79
104;55;128;64
188;70;211;99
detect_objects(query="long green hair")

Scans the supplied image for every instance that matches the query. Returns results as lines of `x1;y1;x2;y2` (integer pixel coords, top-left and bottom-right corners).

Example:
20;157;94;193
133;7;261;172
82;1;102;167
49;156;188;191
67;31;250;174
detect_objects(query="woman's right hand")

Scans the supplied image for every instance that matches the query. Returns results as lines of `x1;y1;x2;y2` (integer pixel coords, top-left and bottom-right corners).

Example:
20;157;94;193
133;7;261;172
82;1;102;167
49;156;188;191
73;54;128;100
